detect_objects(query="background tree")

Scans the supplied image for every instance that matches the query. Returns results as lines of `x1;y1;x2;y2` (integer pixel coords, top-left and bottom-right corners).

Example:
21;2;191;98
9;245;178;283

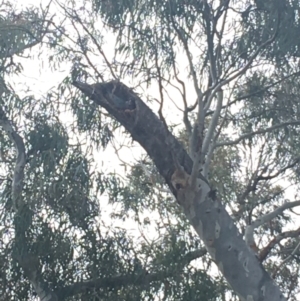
1;0;300;300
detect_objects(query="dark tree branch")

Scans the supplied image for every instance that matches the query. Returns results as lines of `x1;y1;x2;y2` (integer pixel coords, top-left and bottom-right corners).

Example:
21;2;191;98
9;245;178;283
73;80;286;301
56;248;207;299
259;227;300;261
216;121;300;147
205;70;300;117
245;201;300;251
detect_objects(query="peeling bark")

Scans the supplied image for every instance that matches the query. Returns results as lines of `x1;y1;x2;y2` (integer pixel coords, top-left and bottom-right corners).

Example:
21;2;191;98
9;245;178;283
73;80;286;301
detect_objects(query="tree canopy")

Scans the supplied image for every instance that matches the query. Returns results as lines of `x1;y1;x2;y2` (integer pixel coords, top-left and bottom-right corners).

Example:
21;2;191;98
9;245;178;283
1;0;300;300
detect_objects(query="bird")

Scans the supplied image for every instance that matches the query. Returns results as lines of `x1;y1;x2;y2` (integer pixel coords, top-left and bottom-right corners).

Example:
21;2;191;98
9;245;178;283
110;93;136;111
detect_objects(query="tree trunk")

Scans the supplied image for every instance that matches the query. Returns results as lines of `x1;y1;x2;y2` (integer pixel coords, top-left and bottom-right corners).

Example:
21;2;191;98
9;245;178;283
73;80;286;301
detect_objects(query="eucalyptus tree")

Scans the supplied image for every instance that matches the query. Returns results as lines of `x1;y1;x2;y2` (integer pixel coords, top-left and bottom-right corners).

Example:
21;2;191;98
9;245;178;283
2;0;300;300
0;1;220;301
66;0;300;300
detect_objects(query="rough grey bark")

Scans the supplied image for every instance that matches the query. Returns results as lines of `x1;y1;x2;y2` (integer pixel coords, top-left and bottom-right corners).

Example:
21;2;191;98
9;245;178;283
73;79;286;301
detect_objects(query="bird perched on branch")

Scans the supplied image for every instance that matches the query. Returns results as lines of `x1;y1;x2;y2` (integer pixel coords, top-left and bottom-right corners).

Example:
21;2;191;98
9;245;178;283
110;93;136;111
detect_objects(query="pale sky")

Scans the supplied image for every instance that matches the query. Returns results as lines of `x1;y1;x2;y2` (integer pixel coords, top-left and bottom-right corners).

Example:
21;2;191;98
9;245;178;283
8;2;300;298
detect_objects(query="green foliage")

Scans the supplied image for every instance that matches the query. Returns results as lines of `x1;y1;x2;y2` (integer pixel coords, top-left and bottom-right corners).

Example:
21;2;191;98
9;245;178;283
27;121;69;174
71;90;116;149
240;0;300;62
2;0;300;300
0;1;48;63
